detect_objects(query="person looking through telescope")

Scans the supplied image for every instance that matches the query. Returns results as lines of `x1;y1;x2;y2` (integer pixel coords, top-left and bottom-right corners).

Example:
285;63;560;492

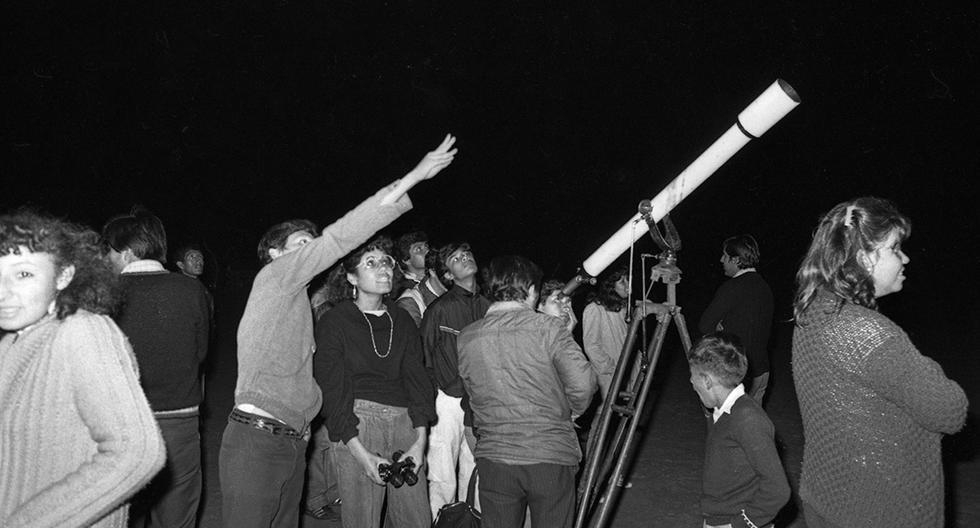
458;255;596;528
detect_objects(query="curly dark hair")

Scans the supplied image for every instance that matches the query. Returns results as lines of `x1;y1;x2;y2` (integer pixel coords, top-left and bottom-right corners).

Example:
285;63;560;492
587;264;628;312
395;230;428;265
320;236;395;305
0;210;120;319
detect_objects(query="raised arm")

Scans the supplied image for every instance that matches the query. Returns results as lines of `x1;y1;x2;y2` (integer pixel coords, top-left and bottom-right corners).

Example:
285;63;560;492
380;133;458;205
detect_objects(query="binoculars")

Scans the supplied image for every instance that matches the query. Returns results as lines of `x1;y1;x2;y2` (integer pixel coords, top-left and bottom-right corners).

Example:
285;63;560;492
378;450;418;487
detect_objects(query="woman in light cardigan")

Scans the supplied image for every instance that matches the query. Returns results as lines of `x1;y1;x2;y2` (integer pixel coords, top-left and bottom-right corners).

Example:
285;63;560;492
583;265;630;399
0;211;165;528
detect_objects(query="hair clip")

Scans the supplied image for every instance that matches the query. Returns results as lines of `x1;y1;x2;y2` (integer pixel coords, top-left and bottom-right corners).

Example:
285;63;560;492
843;205;857;228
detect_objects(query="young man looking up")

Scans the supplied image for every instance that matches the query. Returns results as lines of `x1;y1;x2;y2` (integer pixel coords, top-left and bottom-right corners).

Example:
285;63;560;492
420;242;490;518
394;231;446;326
219;134;457;528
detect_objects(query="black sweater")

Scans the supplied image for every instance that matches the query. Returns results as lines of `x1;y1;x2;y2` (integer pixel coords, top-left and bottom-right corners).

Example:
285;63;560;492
315;300;436;443
115;271;211;411
698;271;774;378
701;395;789;528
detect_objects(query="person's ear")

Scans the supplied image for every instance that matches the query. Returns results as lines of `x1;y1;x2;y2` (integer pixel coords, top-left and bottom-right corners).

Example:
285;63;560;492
176;261;187;272
56;265;76;291
700;372;714;390
268;247;282;261
346;272;359;288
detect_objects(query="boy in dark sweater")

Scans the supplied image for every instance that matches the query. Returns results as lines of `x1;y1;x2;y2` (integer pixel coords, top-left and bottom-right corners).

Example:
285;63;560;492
688;332;789;528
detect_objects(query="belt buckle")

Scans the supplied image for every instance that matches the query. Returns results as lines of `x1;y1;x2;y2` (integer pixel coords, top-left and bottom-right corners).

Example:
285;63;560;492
254;418;279;435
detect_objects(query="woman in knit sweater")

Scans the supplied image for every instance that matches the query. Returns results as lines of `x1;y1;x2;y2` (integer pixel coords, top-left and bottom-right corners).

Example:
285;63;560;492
0;211;165;528
314;237;436;528
791;197;967;528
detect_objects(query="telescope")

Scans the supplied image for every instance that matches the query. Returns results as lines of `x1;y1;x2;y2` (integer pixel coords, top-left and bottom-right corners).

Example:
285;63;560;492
562;79;800;295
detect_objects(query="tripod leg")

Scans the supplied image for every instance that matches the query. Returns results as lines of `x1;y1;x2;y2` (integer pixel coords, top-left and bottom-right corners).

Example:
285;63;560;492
672;309;694;353
587;314;672;528
574;312;647;528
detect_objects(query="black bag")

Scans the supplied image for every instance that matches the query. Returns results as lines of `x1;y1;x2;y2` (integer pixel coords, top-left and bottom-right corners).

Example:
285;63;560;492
432;469;481;528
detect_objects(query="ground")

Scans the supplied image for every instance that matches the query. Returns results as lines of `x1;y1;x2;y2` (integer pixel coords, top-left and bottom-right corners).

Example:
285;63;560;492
195;285;978;527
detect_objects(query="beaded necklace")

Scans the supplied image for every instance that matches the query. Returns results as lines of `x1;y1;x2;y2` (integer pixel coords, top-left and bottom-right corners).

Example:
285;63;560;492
360;309;394;359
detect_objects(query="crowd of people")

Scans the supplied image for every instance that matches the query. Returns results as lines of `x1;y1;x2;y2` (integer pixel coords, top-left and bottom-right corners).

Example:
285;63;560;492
0;130;968;528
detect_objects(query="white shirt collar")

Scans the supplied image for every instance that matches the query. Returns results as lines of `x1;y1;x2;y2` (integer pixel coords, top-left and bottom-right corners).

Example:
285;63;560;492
487;300;531;314
733;267;757;278
121;259;166;274
712;383;745;423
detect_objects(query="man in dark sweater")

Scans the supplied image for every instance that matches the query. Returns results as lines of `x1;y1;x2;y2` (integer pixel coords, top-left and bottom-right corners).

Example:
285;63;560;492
688;332;789;528
103;209;211;528
698;234;774;404
419;242;491;518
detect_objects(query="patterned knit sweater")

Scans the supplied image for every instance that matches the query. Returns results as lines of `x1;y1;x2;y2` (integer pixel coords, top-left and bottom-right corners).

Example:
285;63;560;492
0;311;166;527
791;293;967;527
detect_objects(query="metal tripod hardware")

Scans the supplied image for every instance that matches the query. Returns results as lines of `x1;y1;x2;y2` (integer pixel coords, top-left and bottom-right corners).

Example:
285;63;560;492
574;261;693;528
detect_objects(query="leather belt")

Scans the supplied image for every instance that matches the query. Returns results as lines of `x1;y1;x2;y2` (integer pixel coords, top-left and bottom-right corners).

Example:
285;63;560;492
229;408;307;439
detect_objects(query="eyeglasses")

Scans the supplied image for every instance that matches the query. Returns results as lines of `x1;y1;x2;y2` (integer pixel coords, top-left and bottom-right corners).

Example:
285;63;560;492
449;251;473;264
357;255;396;270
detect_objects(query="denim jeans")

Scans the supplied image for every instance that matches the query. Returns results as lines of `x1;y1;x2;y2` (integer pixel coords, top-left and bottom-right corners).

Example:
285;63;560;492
218;417;308;528
426;389;476;518
331;399;430;528
476;459;575;528
130;414;202;528
304;422;340;510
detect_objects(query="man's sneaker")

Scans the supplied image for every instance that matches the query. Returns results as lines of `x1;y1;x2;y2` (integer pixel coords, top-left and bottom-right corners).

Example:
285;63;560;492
305;498;342;522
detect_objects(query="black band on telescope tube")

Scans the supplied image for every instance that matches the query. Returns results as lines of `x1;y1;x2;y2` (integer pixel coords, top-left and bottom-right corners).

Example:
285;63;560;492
736;118;758;139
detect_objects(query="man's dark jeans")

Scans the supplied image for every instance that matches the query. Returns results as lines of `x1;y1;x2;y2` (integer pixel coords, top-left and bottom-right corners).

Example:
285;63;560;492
476;459;575;528
130;414;202;528
219;418;308;528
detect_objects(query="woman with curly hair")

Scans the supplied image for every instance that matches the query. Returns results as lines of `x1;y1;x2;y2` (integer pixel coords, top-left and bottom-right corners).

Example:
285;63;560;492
583;265;630;399
0;210;165;528
314;236;436;528
792;197;967;528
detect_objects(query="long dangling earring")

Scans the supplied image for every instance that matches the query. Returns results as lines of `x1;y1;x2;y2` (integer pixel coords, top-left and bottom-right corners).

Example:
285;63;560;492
352;285;357;299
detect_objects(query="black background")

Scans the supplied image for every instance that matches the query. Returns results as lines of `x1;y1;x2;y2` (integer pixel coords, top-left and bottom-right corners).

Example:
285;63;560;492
3;1;978;331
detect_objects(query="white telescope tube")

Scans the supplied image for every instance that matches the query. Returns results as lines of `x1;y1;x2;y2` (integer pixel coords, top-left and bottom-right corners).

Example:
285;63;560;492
581;79;800;277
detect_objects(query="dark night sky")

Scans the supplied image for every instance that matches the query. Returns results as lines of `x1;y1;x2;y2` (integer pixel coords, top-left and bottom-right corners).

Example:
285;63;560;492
2;2;979;331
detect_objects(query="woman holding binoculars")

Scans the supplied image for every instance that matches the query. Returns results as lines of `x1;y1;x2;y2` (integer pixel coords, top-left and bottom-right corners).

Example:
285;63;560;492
315;236;436;528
